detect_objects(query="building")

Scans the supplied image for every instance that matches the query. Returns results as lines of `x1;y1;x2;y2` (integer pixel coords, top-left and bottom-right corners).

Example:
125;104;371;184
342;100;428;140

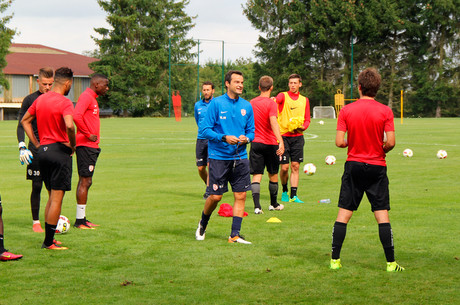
0;43;98;120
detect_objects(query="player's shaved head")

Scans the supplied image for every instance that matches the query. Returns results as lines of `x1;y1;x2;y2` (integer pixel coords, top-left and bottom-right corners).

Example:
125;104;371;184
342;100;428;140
358;68;381;97
90;74;108;86
90;73;109;96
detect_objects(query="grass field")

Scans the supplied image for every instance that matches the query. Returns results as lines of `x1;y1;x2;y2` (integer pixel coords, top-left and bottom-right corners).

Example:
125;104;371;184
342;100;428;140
0;117;459;304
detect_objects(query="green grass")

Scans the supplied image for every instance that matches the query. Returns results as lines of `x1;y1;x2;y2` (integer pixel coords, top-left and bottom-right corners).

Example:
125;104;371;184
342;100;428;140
0;117;459;304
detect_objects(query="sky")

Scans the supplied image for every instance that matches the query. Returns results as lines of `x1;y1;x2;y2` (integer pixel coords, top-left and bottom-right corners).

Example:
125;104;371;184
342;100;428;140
6;0;261;62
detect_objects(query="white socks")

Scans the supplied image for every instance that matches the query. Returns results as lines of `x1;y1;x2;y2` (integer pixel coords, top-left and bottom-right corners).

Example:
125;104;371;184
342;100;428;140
76;204;86;220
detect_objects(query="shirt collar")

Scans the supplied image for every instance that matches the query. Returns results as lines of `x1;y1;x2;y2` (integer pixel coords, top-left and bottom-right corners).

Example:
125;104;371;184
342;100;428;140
87;87;99;98
288;91;300;99
225;93;239;102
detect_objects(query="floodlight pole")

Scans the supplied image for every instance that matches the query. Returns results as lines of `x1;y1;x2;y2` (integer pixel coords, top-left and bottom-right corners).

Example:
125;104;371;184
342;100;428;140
350;34;354;100
168;38;172;117
197;39;200;101
401;90;404;124
222;40;225;95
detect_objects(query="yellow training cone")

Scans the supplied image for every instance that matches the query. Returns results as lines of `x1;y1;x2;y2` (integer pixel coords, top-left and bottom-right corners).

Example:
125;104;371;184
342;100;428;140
266;217;282;223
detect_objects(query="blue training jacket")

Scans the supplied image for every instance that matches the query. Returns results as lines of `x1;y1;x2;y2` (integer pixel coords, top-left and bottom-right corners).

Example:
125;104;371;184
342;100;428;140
194;99;212;139
201;93;255;160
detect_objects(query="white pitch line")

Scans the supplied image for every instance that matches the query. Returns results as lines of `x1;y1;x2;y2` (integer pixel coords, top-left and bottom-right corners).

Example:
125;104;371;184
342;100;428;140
304;133;319;140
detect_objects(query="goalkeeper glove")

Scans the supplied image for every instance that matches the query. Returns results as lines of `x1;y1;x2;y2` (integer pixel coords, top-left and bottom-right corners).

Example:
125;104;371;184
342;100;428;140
19;141;33;165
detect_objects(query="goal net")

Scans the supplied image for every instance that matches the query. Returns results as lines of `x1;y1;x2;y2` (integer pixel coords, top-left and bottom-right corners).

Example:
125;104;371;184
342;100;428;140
312;106;336;119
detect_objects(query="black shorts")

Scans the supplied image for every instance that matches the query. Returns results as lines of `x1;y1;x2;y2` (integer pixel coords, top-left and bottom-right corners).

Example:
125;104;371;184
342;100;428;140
338;161;390;212
76;146;101;177
249;142;280;175
195;139;208;166
208;158;251;195
26;143;42;181
280;136;304;164
38;143;73;191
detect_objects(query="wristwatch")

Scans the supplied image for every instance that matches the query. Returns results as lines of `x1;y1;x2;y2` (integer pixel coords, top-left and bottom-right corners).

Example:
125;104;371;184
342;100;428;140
221;135;227;142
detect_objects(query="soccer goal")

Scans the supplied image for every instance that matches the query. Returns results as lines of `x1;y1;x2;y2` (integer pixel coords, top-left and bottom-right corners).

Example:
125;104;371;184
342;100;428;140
313;106;336;119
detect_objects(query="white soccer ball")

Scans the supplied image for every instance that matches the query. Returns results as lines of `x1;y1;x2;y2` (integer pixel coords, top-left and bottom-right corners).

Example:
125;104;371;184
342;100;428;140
319;120;324;125
436;150;447;159
325;155;336;165
56;215;70;234
303;163;316;176
403;149;413;158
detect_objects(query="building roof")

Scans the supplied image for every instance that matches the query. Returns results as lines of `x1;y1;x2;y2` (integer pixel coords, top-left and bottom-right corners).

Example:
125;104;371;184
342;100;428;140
4;43;98;77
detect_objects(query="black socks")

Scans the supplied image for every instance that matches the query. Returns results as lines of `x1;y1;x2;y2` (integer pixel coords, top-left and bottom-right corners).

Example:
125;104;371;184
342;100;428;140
331;221;347;259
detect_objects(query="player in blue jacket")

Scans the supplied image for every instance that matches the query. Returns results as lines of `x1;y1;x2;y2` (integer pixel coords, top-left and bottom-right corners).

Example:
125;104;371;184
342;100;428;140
196;70;255;244
194;81;215;199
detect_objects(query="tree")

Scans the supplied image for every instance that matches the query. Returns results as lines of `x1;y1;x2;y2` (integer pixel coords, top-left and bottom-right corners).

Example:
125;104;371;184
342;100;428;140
408;1;460;117
243;0;460;117
91;0;195;116
0;0;15;91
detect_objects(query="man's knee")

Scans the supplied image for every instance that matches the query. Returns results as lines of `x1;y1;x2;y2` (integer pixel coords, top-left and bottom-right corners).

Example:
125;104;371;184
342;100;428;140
234;192;247;201
210;194;222;202
291;162;300;172
79;177;93;188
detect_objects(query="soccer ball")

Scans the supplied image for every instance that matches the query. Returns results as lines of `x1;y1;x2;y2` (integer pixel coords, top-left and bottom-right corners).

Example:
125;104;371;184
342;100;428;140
325;155;336;165
403;149;413;158
319;120;324;125
56;215;70;234
436;150;447;159
303;163;316;176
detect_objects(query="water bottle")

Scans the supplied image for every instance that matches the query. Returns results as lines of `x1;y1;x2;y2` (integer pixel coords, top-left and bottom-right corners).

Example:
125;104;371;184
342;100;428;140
318;199;331;204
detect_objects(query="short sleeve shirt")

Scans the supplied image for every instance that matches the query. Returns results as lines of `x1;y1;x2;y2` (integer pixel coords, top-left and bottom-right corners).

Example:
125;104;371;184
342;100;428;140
28;91;74;145
250;96;278;145
337;98;394;166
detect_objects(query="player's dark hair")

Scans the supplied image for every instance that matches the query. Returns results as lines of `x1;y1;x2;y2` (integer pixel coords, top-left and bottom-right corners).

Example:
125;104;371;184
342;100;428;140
259;75;273;92
202;81;214;89
54;67;73;84
91;73;108;81
288;73;302;82
224;70;243;88
38;67;54;79
358;68;381;97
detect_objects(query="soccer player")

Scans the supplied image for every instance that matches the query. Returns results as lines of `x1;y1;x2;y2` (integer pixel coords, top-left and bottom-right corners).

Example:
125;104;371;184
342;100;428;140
275;74;310;203
16;67;54;233
329;68;404;272
249;76;285;214
73;74;109;229
195;70;255;244
0;196;23;261
21;67;76;250
194;81;215;199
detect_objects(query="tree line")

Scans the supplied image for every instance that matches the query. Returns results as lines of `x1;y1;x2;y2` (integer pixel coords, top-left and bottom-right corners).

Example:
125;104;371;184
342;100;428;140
1;0;459;117
243;0;459;117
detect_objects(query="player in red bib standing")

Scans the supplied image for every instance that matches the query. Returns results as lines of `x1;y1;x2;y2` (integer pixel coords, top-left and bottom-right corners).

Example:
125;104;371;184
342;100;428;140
21;67;76;250
73;74;109;229
329;68;404;272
